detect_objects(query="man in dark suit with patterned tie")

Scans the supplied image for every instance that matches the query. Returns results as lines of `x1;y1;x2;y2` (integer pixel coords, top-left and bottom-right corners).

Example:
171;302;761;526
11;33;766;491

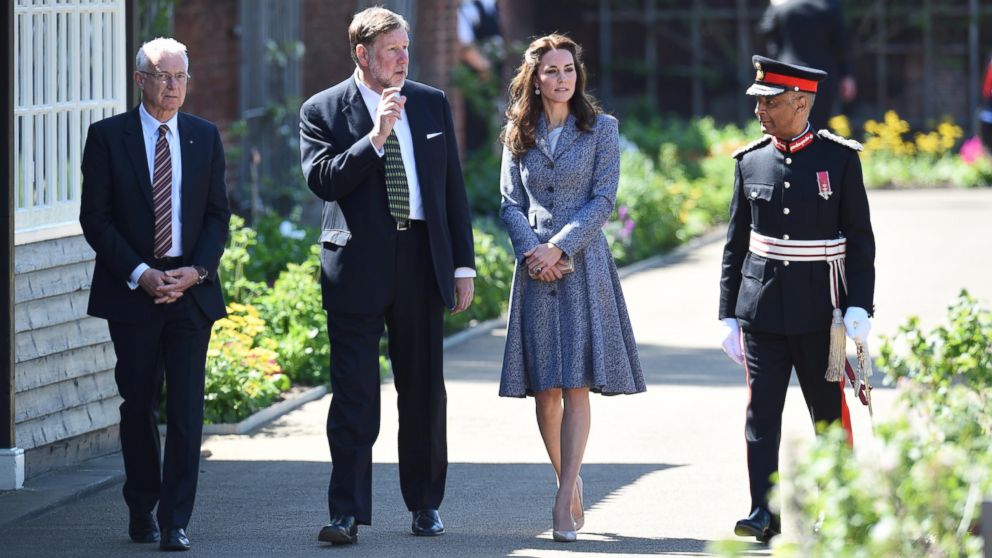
79;38;230;552
299;7;476;546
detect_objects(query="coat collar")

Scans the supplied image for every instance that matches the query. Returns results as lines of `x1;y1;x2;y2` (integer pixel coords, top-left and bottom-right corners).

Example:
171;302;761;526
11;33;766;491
535;113;580;161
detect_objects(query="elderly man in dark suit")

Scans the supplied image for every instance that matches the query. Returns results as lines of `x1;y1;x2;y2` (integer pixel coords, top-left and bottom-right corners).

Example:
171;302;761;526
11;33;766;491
299;7;476;545
80;37;230;552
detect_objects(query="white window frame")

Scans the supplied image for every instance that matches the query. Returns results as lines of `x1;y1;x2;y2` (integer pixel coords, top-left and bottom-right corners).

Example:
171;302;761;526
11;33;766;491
13;0;127;245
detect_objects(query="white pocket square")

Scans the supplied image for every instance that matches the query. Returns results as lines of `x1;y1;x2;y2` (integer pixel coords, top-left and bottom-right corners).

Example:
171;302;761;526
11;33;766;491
426;132;443;140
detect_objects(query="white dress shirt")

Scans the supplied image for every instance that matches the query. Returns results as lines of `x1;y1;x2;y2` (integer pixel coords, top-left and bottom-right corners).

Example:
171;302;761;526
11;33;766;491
128;103;183;288
353;70;475;279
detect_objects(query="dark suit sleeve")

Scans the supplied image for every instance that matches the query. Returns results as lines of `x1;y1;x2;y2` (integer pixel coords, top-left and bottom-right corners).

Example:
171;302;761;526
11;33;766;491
828;0;851;77
79;123;144;281
190;126;232;280
759;6;781;58
441;92;475;270
299;101;381;202
719;160;751;320
839;151;875;315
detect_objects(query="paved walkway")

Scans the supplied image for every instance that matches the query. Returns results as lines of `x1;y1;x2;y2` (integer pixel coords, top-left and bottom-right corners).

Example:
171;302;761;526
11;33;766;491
2;189;990;557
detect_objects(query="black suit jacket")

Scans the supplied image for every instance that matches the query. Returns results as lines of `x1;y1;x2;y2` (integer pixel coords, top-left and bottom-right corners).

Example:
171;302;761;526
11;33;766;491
80;107;231;323
719;132;875;334
299;78;474;314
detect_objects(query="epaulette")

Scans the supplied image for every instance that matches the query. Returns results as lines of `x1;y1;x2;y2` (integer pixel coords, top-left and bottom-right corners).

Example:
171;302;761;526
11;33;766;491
817;129;863;151
731;136;772;158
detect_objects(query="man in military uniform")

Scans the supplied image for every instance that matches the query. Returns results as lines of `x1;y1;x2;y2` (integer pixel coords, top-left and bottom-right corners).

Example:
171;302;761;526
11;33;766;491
718;55;876;542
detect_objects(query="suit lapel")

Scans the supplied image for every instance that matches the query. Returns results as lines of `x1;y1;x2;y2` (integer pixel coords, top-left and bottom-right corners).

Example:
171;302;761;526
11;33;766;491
178;113;195;255
534;116;554;162
553;114;581;159
342;79;375;139
123;108;154;210
403;85;432;195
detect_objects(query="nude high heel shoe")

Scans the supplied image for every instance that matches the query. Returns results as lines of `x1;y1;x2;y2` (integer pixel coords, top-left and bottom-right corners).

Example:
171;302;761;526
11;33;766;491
573;476;585;531
552;505;577;542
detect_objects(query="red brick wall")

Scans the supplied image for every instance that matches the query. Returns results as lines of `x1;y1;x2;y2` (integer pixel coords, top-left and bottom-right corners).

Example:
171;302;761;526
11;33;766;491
173;0;240;140
301;0;357;98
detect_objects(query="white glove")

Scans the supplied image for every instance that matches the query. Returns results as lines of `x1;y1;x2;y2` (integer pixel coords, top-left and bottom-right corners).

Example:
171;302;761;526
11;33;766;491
720;318;745;365
843;306;871;343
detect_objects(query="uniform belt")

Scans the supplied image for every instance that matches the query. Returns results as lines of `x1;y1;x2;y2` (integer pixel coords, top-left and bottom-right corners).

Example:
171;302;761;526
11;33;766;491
748;231;848;309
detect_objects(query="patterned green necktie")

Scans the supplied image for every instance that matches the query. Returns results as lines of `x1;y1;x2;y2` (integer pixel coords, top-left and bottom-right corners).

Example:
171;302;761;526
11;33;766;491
383;131;410;223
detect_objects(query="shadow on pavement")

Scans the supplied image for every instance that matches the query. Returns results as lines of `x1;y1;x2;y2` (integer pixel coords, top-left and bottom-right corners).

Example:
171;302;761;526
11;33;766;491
0;461;707;557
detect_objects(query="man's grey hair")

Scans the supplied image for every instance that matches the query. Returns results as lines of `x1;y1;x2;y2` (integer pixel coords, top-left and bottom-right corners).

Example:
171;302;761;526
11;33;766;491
794;91;816;115
136;37;189;72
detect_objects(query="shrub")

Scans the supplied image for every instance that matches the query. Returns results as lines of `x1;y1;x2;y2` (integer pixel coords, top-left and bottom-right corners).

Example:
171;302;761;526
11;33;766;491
204;303;290;424
443;219;515;334
253;245;329;386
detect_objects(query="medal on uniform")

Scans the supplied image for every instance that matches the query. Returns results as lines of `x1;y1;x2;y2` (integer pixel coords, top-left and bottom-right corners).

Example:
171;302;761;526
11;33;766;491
816;170;832;200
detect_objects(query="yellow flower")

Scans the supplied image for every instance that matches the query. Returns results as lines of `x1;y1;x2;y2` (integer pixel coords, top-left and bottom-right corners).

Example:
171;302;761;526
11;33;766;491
828;115;851;138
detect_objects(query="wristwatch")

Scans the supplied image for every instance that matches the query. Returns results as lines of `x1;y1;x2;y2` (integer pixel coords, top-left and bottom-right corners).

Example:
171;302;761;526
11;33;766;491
193;265;208;285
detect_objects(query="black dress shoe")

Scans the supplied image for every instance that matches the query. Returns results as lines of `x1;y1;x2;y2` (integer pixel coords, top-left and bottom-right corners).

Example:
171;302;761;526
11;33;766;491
411;509;444;536
318;515;358;545
734;507;781;543
159;527;190;551
128;511;160;543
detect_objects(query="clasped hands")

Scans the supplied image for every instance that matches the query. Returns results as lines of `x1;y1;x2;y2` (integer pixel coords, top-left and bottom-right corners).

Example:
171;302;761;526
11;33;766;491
719;306;872;366
524;243;566;282
138;267;200;305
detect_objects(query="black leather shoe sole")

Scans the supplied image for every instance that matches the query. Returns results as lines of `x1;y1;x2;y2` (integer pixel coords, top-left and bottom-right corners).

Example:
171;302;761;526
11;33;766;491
318;526;357;545
734;521;765;538
411;526;444;537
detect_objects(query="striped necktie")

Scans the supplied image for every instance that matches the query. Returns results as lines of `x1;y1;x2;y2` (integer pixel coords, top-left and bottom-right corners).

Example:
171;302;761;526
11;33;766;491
152;124;173;258
383;131;410;224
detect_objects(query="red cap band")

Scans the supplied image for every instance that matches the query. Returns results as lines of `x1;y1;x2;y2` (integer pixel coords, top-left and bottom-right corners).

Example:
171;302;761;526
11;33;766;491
762;72;819;93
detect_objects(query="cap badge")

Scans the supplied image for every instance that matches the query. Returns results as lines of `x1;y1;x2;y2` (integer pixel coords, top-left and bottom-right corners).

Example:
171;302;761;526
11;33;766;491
754;61;764;81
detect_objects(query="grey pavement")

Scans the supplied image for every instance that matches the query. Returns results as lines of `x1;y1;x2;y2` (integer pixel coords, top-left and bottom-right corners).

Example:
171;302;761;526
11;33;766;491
1;188;990;557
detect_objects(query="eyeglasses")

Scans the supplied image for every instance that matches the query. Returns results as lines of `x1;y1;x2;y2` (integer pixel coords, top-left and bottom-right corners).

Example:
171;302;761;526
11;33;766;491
138;70;191;84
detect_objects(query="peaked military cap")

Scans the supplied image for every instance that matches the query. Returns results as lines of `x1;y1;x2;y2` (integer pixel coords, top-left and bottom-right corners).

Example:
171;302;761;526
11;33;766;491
746;55;827;96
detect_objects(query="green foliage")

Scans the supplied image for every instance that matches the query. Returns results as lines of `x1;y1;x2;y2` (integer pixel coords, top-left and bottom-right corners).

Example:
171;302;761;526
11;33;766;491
253;245;328;386
878;290;992;396
203;303;290;424
712;291;991;557
443;219;515;334
243;211;317;284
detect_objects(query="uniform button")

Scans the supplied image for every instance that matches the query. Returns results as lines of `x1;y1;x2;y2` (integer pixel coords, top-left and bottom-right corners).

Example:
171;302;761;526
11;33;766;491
783;234;790;240
785;157;792;165
783;207;790;215
783;260;790;266
784;181;791;189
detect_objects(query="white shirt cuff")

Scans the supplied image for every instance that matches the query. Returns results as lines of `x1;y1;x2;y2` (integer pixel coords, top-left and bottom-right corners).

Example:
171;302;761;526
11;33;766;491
454;267;476;278
369;135;385;157
128;263;150;290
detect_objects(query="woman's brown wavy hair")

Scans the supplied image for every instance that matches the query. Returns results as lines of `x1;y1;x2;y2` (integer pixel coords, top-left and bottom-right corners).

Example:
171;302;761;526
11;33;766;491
500;34;600;159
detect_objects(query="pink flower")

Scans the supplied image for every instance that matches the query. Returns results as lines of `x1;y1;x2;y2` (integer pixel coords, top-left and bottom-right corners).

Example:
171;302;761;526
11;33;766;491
959;136;985;164
620;219;636;240
618;206;629;220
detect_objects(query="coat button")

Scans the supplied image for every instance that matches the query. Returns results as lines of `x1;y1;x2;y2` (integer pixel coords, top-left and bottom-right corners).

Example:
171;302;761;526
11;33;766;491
547;187;554;192
549;290;557;296
783;260;790;266
785;157;792;164
783;234;790;240
544;219;552;227
547;161;555;169
784;181;791;189
783;207;790;215
548;202;554;209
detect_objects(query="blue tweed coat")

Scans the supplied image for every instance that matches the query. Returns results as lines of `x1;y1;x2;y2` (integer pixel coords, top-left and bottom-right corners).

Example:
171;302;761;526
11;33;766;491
498;113;646;397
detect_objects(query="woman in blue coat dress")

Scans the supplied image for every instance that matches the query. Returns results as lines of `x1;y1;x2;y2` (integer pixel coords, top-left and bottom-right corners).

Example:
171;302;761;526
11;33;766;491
498;34;645;542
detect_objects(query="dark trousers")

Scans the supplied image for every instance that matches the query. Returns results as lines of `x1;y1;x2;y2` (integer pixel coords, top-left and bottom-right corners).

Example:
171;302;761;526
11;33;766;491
108;295;212;530
325;221;447;525
741;329;850;512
